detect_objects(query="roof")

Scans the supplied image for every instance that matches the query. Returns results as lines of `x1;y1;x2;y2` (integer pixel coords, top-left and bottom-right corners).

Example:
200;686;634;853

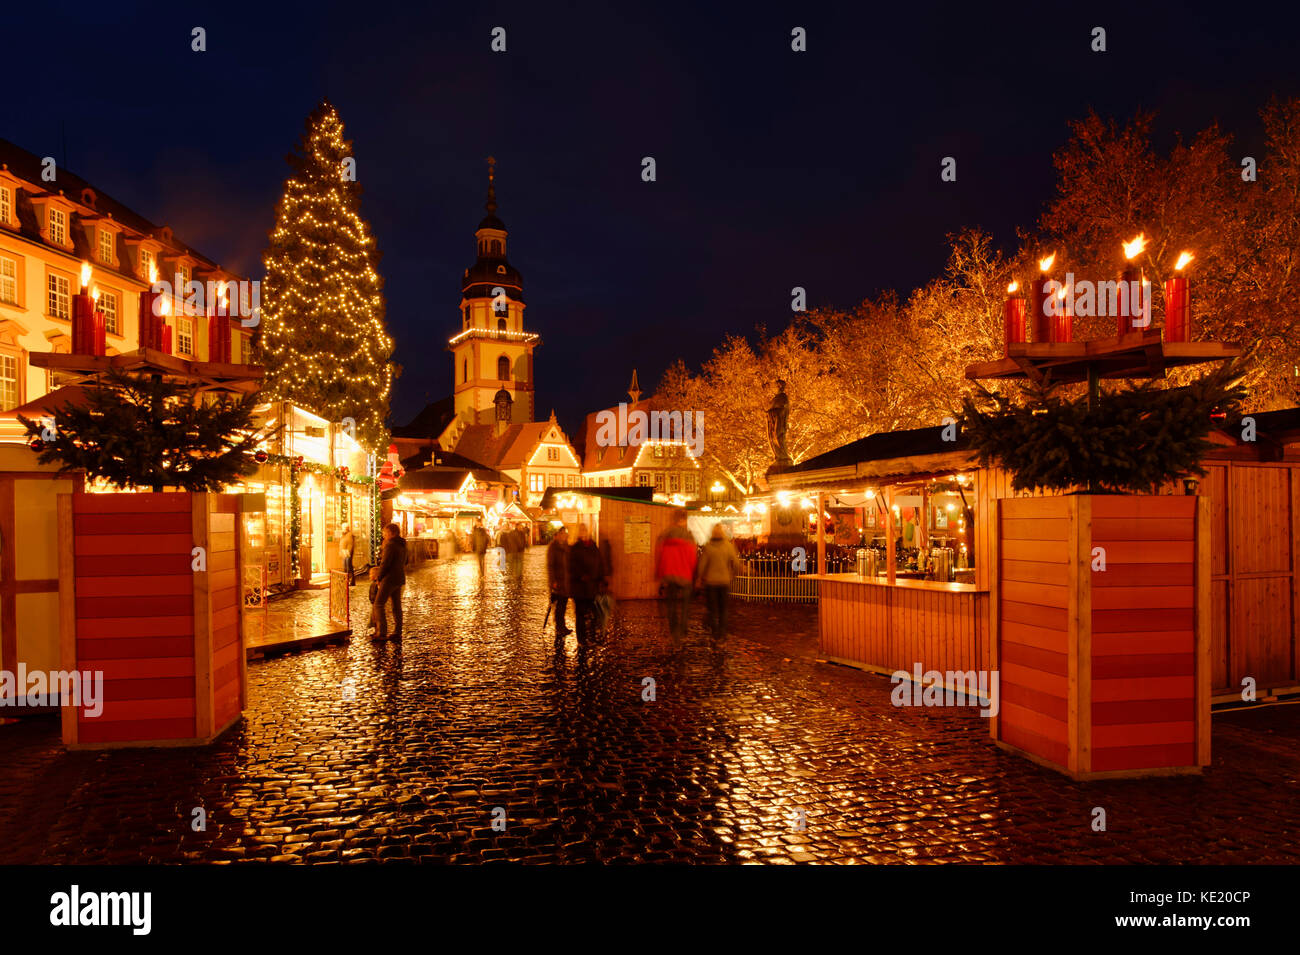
782;424;970;475
0;138;243;282
576;399;649;472
452;418;573;471
397;467;475;492
0;384;92;420
540;486;660;509
391;396;455;439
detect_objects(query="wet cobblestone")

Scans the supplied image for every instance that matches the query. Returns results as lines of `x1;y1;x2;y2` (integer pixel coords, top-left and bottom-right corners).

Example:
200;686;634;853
1;549;1298;864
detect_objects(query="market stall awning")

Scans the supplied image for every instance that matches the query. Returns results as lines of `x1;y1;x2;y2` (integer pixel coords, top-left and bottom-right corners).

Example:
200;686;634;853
539;486;657;509
768;424;976;491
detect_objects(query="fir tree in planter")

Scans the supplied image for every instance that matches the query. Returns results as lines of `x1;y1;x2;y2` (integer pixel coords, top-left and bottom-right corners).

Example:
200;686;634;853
19;367;263;492
957;361;1247;494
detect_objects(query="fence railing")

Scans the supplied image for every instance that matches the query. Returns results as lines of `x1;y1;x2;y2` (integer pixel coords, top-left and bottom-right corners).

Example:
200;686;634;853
730;551;857;604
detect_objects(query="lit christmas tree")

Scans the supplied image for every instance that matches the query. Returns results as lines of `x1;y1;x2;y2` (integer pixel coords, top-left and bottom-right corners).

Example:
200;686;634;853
261;101;394;451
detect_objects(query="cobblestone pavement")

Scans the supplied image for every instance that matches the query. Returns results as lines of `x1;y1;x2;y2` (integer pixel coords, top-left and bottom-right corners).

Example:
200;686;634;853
1;549;1298;864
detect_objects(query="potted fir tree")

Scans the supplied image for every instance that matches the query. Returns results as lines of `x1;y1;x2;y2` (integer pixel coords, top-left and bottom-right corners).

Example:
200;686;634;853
958;363;1245;779
20;368;263;748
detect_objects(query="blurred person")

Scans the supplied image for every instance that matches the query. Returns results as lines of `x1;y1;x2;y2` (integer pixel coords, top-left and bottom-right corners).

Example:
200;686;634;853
546;526;572;639
696;523;741;644
655;507;697;642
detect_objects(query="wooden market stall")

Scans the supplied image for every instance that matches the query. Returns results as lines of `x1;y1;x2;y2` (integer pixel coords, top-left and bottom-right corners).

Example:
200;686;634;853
540;487;678;600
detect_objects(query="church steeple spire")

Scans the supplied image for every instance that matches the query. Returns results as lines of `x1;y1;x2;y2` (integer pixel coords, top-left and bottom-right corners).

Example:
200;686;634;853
628;369;642;404
485;155;497;216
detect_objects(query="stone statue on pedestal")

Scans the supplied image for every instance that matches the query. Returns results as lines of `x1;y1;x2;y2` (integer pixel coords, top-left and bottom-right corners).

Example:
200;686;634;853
767;379;792;468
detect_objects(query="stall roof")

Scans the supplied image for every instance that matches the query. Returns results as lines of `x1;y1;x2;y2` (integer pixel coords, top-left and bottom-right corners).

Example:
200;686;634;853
539;485;661;509
769;424;975;490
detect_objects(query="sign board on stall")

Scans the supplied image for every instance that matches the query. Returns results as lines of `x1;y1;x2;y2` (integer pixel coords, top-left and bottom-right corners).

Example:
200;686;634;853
624;518;652;554
561;510;579;525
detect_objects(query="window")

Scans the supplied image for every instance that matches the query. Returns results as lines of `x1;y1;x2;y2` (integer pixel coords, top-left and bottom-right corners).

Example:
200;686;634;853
0;353;18;411
98;229;114;264
669;474;680;493
463;359;468;382
497;355;510;380
0;187;11;225
176;263;191;291
177;317;193;355
654;472;664;491
98;289;119;335
491;240;501;255
685;474;697;494
547;447;558;461
638;473;652;487
654;444;663;458
620;474;629;486
48;208;67;246
497;318;506;331
0;255;16;305
567;474;577;487
139;249;154;280
47;273;70;319
528;473;543;493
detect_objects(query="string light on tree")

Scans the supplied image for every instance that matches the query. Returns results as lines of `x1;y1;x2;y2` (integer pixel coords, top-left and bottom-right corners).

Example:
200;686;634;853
261;100;395;452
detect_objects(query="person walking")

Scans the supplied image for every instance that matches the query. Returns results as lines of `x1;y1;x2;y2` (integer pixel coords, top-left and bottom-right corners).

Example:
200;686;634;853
696;523;741;644
339;524;356;586
372;522;407;642
546;525;572;639
567;523;604;645
655;507;697;642
471;521;489;574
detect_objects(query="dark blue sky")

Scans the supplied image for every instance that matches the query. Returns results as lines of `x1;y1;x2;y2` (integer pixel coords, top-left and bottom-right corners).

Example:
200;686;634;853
9;1;1297;436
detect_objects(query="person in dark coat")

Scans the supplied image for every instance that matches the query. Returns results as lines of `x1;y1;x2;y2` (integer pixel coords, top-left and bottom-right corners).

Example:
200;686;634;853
546;526;572;638
566;523;604;645
373;522;407;642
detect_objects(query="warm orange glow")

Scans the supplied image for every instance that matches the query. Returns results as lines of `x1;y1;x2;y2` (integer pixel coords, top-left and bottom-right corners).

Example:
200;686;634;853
1038;253;1055;272
80;261;91;288
1123;233;1147;260
1175;250;1194;271
91;286;100;303
1057;284;1069;301
1007;280;1019;294
148;262;159;284
160;297;171;316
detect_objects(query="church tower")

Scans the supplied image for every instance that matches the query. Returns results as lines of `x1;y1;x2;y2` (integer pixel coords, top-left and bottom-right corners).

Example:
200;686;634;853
449;157;539;426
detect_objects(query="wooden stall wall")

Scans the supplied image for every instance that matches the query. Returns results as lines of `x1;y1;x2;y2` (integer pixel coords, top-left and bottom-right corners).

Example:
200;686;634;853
594;497;677;600
59;492;246;748
995;497;1071;770
818;582;990;679
1202;461;1299;699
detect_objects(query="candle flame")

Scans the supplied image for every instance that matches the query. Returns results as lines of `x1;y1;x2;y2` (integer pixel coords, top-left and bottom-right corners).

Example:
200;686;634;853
1175;250;1194;271
1038;253;1055;272
1007;280;1019;294
1057;284;1069;300
160;297;171;316
1123;233;1147;260
80;262;91;288
91;286;100;303
148;262;158;284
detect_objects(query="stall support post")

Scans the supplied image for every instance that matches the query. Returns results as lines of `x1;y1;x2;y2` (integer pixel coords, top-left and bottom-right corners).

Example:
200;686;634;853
816;492;826;575
884;486;896;585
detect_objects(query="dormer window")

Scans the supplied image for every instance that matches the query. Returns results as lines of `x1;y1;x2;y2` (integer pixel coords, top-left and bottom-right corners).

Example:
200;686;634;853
0;186;11;227
48;208;68;247
139;249;155;281
98;228;114;264
496;265;506;274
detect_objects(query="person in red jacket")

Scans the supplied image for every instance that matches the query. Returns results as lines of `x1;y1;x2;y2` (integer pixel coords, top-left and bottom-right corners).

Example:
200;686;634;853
655;507;697;641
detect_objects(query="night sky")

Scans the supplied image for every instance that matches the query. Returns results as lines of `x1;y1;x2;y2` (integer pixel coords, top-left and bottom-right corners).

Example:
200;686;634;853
9;2;1296;436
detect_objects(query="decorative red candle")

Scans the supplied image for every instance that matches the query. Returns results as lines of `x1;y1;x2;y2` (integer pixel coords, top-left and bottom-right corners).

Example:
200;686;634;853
162;323;172;356
1164;251;1194;342
1052;281;1073;343
1003;280;1026;356
1034;252;1056;343
91;287;106;356
1118;233;1148;335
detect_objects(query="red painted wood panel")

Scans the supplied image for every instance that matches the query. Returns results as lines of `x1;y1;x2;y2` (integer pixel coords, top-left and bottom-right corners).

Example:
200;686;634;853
75;534;191;556
77;616;193;639
1001;559;1069;586
74;575;194;598
74;513;192;536
1093;699;1195;724
1001;721;1068;769
76;637;193;660
77;718;196;743
1092;631;1193;655
1093;608;1194;632
1092;563;1193;587
1091;743;1195;771
83;697;195;722
100;677;196;701
1000;640;1068;676
1091;676;1193;701
1002;600;1068;631
74;494;192;514
1000;682;1068;721
1001;660;1067;696
91;658;195;680
1092;721;1194;747
1090;497;1195;519
77;595;193;618
1091;586;1193;610
1092;653;1195;679
75;554;191;577
1000;700;1067;742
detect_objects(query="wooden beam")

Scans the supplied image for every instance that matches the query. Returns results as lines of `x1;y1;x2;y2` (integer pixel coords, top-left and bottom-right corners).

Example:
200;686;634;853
816;492;826;576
